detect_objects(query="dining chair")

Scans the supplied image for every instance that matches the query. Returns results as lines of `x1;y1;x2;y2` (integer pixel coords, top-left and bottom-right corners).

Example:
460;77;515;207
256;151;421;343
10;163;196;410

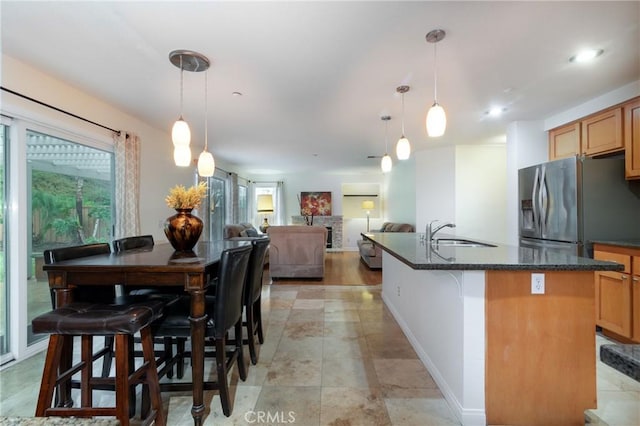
43;243;118;379
242;237;270;365
151;244;253;417
38;242;170;425
32;298;166;426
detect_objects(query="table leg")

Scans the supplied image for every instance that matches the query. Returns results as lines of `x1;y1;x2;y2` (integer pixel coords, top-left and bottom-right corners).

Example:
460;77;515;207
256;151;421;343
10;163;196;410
189;289;207;425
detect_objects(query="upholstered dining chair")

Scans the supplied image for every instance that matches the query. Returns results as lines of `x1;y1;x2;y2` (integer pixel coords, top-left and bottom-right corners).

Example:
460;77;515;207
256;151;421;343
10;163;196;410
242;237;270;365
36;243;168;425
151;244;253;417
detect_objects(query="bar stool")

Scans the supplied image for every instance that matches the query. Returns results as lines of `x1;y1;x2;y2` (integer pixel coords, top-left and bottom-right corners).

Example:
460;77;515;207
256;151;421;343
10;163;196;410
32;300;166;426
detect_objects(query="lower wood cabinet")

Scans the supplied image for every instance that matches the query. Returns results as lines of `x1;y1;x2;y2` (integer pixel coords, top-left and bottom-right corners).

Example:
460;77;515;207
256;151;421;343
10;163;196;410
594;244;640;342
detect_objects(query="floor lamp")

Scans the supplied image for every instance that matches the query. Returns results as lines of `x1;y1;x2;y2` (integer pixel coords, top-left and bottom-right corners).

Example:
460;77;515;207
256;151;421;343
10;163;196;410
362;200;375;232
257;194;274;233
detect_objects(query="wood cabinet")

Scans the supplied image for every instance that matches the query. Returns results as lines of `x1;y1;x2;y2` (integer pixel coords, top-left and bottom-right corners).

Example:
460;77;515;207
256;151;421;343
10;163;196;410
549;122;580;160
594;244;640;342
582;108;623;156
548;97;639;162
624;98;640;179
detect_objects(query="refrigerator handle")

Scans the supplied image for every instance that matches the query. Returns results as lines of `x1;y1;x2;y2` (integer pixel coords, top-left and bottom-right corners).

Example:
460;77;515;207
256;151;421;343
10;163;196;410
532;166;540;233
539;165;548;236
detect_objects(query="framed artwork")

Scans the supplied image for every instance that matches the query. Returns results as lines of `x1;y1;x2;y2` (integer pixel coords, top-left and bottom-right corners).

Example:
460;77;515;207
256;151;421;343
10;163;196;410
300;192;332;216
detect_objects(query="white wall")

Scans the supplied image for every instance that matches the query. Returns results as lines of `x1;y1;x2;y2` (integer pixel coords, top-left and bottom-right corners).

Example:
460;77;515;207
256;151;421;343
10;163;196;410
455;145;508;244
385;157;416;227
415;145;508;244
415;146;457;233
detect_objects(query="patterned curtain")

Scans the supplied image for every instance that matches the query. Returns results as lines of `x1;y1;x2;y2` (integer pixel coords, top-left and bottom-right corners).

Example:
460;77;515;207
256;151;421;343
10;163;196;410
113;131;140;238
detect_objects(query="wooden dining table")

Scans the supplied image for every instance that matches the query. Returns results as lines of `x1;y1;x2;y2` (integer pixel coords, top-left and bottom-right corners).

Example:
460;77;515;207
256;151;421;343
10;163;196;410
42;239;251;426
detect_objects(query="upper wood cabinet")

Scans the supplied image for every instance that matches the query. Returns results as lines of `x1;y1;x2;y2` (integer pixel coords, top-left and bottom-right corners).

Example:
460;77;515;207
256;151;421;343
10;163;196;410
581;107;623;156
624;98;640;179
549;122;580;160
548;97;639;162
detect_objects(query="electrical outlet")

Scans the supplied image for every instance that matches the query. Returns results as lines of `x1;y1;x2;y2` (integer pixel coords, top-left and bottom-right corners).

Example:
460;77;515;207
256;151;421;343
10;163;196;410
531;273;545;294
397;285;401;297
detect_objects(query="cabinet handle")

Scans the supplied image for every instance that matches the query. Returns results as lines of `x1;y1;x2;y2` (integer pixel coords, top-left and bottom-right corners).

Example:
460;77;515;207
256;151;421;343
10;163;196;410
621;274;629;280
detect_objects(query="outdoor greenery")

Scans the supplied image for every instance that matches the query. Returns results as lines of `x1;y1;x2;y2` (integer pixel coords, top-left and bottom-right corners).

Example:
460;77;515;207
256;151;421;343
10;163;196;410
32;170;112;248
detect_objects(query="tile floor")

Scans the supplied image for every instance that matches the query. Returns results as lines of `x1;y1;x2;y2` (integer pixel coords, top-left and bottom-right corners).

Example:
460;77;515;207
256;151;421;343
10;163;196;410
1;282;639;425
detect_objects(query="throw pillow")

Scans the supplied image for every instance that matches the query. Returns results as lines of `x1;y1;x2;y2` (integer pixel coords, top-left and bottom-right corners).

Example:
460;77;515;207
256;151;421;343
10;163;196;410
239;230;249;237
245;228;259;237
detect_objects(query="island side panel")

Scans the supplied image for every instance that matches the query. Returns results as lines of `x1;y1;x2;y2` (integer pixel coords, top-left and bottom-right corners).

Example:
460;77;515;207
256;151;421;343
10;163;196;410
485;270;597;426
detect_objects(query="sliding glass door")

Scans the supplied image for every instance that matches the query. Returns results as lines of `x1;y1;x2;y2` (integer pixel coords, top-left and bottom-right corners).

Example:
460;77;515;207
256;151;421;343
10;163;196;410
26;130;114;344
0;123;8;359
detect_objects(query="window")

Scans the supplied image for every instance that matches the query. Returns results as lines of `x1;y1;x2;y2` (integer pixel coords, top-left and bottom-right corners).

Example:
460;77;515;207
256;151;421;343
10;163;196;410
26;130;113;344
238;184;248;223
205;175;227;241
0;123;8;359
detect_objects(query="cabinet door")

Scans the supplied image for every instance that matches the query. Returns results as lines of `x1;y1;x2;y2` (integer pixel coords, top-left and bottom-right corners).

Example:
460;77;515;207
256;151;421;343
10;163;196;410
549;123;580;160
582;108;623;156
625;98;640;179
632;256;640;342
595;270;632;337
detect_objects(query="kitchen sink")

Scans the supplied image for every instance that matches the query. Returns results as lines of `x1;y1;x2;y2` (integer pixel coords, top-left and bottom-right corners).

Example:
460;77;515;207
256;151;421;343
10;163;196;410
432;238;496;248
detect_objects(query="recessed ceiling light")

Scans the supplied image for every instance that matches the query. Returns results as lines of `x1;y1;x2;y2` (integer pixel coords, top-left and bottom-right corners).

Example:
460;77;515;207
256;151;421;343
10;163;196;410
487;107;506;117
569;49;604;63
232;91;243;96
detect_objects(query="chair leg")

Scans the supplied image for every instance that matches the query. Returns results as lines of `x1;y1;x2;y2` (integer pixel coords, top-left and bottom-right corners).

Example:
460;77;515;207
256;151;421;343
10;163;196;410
140;327;166;426
80;336;93;408
57;335;74;408
36;335;64;416
102;336;114;377
255;298;264;344
176;338;186;379
215;337;231;417
114;334;131;426
235;320;247;381
163;336;174;379
245;303;258;365
127;335;136;418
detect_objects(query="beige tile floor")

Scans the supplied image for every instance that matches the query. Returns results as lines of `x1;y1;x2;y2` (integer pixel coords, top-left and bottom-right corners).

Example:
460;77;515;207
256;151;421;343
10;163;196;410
1;282;639;425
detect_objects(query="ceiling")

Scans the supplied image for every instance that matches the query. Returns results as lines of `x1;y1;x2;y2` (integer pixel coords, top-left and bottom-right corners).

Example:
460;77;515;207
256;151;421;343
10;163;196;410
2;1;639;175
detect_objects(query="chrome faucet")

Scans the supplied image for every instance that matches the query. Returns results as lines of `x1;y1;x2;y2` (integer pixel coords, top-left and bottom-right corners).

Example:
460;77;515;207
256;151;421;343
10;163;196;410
426;220;456;243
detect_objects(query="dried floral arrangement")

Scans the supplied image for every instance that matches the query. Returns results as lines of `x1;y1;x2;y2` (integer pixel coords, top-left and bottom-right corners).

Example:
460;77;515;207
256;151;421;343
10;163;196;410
165;182;208;210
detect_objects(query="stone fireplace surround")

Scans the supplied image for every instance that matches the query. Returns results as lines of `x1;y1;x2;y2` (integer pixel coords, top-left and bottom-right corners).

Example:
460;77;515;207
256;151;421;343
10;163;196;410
291;215;343;249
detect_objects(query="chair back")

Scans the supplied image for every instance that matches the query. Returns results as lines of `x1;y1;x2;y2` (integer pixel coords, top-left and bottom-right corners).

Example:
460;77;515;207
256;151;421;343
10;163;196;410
113;235;154;252
212;244;252;338
245;237;270;306
43;243;112;306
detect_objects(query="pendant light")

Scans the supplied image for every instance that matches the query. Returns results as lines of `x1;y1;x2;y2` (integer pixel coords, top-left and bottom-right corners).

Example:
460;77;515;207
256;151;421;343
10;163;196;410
171;54;190;147
396;85;411;160
169;50;210;166
381;116;392;173
197;71;215;177
425;29;447;138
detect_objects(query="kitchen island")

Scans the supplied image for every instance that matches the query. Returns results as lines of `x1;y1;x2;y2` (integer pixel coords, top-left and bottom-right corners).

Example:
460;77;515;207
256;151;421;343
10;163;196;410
362;232;623;426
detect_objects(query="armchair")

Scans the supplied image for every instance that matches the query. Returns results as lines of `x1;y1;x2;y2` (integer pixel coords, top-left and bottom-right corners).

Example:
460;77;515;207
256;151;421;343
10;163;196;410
267;226;327;279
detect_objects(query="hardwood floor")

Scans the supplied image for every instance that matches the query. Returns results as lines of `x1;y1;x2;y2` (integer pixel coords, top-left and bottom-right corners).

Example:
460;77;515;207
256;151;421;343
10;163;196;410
265;251;381;286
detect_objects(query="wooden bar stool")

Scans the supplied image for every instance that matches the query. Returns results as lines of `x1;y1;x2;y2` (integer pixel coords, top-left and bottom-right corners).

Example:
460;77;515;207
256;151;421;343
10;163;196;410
32;301;167;426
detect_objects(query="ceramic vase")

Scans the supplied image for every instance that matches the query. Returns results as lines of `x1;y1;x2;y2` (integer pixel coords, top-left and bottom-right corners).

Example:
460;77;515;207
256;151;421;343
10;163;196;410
164;208;203;252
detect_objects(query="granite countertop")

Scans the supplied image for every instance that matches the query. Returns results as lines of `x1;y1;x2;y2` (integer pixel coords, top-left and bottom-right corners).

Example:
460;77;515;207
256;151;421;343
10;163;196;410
591;240;640;250
363;232;625;271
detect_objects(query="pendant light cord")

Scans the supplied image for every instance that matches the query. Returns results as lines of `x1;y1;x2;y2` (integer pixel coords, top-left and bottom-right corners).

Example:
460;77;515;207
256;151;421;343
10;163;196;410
385;119;389;152
204;71;208;151
401;93;406;136
179;55;184;118
433;43;438;104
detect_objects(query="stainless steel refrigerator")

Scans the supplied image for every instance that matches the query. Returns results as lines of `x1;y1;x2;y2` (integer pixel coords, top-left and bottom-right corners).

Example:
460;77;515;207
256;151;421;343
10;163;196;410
518;156;640;257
